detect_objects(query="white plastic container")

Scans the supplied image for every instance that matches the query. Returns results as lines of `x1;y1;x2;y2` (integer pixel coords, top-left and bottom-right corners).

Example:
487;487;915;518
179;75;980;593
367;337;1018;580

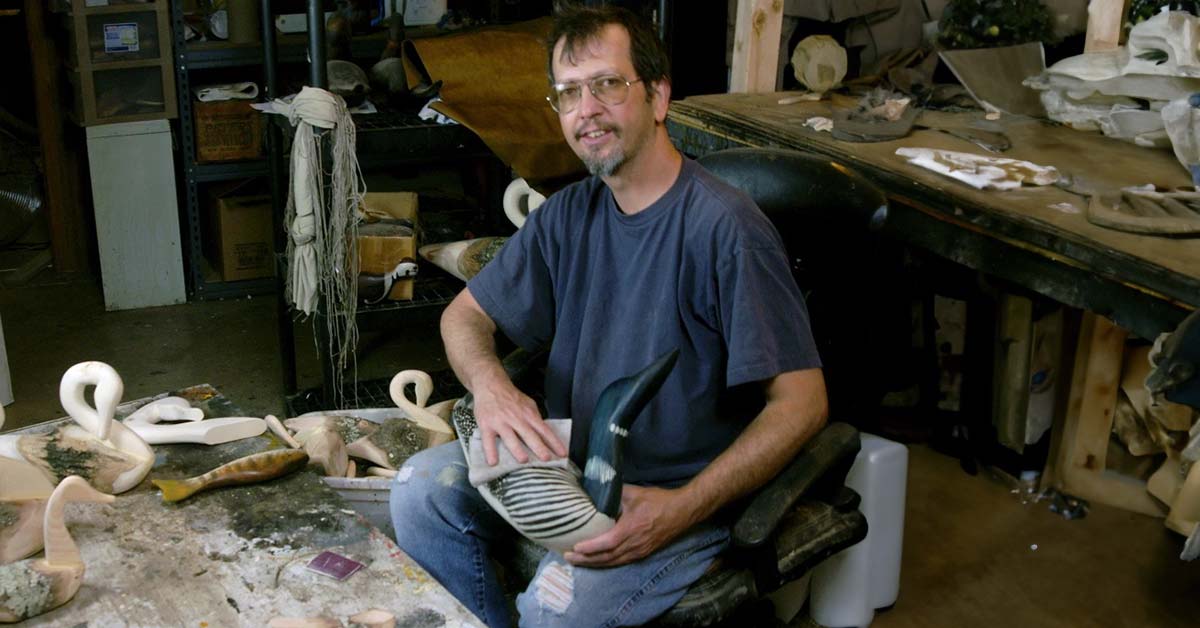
809;433;908;627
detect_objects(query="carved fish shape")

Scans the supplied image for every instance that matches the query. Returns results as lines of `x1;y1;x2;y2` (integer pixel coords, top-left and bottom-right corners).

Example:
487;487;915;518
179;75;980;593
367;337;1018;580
151;449;309;503
452;350;678;553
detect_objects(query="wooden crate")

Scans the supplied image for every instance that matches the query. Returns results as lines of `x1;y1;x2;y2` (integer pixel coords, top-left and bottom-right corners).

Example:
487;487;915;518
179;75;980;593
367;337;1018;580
194;99;264;163
54;0;177;126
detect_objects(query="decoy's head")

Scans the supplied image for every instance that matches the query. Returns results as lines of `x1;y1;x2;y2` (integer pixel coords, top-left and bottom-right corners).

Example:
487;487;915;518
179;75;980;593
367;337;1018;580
582;349;679;517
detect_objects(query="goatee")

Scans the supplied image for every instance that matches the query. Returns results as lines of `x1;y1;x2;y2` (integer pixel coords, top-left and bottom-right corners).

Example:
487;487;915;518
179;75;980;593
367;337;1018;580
583;149;625;177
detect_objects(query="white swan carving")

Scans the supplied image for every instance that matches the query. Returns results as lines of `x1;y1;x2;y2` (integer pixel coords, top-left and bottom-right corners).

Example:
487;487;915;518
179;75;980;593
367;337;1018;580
388;370;456;445
0;476;114;623
0;362;153;494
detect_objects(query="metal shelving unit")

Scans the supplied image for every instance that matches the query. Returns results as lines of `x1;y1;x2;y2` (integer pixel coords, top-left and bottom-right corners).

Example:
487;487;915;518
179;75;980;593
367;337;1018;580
171;0;276;301
259;0;509;409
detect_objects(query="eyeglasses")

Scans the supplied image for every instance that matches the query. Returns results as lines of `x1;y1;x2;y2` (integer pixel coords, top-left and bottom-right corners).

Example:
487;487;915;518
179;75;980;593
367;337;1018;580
547;75;644;113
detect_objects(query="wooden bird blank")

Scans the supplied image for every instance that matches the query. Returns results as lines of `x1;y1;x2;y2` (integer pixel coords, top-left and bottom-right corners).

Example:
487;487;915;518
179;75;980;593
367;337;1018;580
0;476;114;623
0;406;56;564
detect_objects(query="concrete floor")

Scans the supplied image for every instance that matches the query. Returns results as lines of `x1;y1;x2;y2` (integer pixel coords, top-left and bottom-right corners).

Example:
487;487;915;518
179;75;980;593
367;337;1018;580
1;271;1197;626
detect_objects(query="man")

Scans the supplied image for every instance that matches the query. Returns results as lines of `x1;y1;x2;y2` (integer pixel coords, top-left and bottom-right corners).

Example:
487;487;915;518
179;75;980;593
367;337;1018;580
391;6;828;627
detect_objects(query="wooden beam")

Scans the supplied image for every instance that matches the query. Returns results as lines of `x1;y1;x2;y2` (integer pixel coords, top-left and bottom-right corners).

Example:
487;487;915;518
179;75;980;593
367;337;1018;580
25;0;88;272
1049;312;1167;517
730;0;784;93
1084;0;1130;53
993;294;1034;453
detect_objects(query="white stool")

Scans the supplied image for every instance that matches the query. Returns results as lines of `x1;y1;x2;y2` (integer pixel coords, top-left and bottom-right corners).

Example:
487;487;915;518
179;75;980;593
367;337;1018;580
809;433;908;627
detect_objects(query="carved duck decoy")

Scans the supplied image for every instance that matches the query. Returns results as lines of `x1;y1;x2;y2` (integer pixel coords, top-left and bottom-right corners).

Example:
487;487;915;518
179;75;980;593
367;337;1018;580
0;362;153;495
0;405;56;564
325;1;370;108
369;14;442;108
0;476;114;623
451;349;678;553
418;237;508;282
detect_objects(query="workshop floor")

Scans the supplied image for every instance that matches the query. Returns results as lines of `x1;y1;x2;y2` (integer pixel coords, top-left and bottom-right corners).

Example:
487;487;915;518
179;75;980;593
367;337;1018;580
1;271;1196;627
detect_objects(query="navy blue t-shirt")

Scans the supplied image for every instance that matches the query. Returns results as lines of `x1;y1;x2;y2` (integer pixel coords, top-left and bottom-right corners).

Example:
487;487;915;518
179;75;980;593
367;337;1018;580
468;158;821;486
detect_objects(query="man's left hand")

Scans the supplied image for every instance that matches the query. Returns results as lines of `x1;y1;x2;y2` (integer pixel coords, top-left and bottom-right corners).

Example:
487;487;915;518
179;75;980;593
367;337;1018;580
564;485;694;568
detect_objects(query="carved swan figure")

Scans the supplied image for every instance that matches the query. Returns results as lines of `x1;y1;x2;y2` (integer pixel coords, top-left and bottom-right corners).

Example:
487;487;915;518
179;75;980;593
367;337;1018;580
389;370;456;444
0;362;153;494
0;405;56;564
451;350;678;553
0;475;114;622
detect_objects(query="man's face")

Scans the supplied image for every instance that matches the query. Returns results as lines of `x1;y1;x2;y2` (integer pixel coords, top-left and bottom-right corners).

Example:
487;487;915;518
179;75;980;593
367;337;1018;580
551;24;658;178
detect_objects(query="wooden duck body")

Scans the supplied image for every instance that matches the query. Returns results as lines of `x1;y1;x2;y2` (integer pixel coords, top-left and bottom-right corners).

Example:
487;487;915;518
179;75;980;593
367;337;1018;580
0;362;152;495
451;350;678;553
0;407;56;564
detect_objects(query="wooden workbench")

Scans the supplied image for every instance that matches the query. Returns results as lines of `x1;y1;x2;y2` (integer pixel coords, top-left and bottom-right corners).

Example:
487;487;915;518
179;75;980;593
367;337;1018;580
667;93;1200;339
6;386;481;627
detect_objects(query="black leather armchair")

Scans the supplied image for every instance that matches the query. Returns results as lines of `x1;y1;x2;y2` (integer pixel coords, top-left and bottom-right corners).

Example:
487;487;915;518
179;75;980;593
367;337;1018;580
498;148;891;626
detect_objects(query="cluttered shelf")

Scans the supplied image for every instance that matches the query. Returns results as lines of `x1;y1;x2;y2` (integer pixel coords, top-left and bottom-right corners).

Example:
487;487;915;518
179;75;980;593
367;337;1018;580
270;106;493;166
182;24;449;69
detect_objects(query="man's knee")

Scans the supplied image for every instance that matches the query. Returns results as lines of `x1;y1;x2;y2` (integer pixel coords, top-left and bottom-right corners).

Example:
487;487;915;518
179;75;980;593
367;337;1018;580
389;444;469;532
515;559;584;628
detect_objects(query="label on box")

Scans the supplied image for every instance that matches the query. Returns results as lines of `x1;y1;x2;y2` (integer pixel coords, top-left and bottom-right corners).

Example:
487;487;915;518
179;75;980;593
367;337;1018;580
234;242;270;271
405;0;446;26
103;23;139;53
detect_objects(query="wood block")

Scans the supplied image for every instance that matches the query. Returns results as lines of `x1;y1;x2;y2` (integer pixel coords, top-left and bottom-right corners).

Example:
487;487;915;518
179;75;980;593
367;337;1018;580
1084;0;1129;53
358;192;419;301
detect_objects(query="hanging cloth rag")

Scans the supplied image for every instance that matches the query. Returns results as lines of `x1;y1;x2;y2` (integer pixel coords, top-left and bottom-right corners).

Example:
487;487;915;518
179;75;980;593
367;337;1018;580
274;86;366;405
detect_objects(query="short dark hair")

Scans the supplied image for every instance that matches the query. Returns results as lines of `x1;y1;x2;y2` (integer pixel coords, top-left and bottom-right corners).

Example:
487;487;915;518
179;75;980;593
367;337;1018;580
546;5;671;90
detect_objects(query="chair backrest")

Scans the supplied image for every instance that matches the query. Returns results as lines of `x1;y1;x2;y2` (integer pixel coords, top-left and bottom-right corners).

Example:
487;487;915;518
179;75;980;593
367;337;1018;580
697;147;887;264
697;147;896;423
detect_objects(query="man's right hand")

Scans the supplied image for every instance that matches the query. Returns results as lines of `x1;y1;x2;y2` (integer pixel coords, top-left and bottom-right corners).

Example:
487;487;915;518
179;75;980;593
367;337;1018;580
472;378;568;466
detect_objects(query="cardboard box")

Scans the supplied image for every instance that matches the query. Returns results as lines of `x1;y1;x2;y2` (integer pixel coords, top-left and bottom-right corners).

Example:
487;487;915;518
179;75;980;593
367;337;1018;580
358;192;419;301
205;190;275;282
194;99;263;163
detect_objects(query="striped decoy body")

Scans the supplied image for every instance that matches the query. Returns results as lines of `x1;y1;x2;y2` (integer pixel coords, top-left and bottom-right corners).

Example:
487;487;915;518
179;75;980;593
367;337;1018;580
451;350;678;553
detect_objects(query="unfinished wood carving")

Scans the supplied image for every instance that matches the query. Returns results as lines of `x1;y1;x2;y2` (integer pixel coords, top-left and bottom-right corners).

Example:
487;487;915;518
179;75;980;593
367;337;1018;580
0;362;153;494
0;406;56;564
0;476;114;623
123;396;267;445
287;416;351;477
151;448;309;503
418;237;507;282
350;609;395;628
389;370;455;443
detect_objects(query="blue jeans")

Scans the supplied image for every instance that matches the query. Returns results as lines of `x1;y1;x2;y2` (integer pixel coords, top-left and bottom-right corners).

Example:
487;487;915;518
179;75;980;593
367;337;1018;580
390;442;730;628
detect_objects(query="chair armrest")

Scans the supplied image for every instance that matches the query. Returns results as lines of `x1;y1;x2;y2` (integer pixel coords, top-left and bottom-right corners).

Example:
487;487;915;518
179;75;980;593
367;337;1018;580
731;422;861;548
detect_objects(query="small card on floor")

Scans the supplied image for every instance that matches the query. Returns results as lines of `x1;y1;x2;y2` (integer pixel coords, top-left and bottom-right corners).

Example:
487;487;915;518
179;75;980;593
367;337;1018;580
306;550;365;581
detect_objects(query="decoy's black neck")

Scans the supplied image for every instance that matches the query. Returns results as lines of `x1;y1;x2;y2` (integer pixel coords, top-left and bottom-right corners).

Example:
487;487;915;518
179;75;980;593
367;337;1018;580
582;349;679;517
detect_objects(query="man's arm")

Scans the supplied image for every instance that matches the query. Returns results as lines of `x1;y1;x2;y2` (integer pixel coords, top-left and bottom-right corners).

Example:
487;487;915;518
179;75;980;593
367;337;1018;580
566;367;828;567
441;288;567;465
